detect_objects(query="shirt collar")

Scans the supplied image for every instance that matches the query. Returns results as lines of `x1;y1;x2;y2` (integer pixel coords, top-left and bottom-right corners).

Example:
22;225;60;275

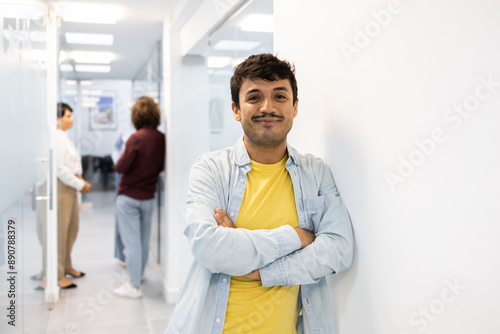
233;136;300;167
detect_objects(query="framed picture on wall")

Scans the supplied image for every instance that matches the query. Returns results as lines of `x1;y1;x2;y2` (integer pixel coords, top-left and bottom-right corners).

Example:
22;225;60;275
89;95;116;130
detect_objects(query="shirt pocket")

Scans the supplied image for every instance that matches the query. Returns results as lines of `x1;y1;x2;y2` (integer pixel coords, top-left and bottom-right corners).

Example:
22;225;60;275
302;192;325;231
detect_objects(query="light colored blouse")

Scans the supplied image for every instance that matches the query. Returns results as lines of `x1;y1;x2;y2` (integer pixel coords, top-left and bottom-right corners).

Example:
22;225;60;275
56;129;84;191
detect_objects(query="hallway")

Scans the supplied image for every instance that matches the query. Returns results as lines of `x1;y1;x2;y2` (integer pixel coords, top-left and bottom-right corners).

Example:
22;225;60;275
44;190;173;334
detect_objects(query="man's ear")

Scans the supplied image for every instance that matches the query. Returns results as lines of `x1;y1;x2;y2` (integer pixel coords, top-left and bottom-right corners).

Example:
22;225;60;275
293;98;299;118
232;102;241;121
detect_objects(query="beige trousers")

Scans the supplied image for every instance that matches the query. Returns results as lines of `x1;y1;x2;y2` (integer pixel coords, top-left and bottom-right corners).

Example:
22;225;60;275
57;179;79;280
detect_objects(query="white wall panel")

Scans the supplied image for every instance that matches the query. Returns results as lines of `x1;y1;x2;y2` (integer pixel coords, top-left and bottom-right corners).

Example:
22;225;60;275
275;0;500;332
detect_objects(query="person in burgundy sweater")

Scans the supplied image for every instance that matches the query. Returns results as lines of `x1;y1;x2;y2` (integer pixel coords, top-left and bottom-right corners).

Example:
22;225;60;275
113;96;166;299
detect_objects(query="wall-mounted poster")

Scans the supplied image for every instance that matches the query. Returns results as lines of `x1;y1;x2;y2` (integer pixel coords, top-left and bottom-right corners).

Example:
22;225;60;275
90;96;116;130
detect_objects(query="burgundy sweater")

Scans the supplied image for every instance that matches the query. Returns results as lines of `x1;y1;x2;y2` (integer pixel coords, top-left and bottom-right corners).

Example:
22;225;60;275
115;126;165;200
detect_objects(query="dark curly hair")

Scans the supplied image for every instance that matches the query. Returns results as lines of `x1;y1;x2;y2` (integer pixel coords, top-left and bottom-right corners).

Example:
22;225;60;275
230;53;298;110
131;96;161;130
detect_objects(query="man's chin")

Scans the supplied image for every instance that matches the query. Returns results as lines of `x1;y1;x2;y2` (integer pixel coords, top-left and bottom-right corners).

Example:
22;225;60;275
245;134;287;148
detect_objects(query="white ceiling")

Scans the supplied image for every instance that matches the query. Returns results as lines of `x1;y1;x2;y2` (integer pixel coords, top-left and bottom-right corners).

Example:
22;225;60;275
59;0;273;81
207;0;273;75
59;0;179;80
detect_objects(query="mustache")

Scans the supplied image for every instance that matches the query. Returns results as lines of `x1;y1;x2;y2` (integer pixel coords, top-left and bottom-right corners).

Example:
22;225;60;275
252;113;284;120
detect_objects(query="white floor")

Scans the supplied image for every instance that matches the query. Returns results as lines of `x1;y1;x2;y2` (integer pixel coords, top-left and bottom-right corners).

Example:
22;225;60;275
44;190;174;334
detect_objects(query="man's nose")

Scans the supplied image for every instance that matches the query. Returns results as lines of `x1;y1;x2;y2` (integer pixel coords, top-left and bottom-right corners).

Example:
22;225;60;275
260;96;274;112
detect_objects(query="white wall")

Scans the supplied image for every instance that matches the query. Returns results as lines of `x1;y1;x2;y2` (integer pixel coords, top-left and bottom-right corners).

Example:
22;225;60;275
162;17;210;302
275;0;500;333
208;73;243;150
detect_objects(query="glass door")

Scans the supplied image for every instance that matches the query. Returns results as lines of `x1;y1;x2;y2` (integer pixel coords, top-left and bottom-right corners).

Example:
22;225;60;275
0;1;57;332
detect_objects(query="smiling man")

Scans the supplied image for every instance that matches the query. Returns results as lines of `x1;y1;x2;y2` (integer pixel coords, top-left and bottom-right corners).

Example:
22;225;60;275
165;54;353;334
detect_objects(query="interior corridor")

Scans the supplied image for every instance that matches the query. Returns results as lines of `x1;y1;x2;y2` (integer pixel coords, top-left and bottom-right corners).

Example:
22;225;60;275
44;190;174;334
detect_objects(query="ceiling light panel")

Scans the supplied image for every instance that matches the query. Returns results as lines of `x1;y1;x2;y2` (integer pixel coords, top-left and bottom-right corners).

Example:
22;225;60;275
75;65;111;73
207;56;232;68
70;51;114;64
230;57;247;67
239;14;274;33
63;89;77;96
61;3;123;24
213;40;260;51
60;64;74;72
82;89;103;95
65;33;114;46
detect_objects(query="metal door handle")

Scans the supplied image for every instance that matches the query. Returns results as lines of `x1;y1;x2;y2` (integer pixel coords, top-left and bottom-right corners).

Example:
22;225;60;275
32;152;53;210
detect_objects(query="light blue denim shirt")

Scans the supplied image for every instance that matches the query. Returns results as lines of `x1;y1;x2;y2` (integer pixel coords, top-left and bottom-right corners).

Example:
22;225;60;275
165;138;353;334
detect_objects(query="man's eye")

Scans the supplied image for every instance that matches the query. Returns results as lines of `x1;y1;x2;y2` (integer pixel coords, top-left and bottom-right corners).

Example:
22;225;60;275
247;95;260;101
276;94;287;99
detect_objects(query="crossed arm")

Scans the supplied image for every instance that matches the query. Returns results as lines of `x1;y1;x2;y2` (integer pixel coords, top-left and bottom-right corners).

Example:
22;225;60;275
185;158;353;286
213;208;316;280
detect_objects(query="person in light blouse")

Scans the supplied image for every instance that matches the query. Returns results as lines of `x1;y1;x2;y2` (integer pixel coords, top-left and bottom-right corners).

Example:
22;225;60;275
54;102;91;289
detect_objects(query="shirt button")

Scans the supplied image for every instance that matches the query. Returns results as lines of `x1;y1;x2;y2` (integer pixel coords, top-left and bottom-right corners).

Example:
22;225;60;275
230;212;234;217
216;318;221;323
240;178;244;183
223;278;227;283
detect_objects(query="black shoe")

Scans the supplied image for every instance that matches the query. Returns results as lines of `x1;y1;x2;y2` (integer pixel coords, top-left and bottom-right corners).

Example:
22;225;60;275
31;273;44;281
60;283;77;289
66;271;85;278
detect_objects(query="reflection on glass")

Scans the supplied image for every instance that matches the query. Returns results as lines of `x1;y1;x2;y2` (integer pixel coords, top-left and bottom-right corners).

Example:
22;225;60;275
0;2;51;332
207;0;274;150
133;41;164;263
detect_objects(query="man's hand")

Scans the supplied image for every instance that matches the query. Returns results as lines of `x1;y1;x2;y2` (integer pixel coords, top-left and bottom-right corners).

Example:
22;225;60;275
213;209;261;280
214;208;235;228
294;227;315;249
80;181;92;194
241;269;261;280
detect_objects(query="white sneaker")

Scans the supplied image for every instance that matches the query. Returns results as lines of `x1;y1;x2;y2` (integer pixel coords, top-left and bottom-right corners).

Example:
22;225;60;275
113;281;143;299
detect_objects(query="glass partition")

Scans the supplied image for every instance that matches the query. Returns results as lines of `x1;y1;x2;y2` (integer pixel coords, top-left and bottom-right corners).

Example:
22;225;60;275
207;0;273;150
132;41;164;263
133;41;162;104
0;1;52;333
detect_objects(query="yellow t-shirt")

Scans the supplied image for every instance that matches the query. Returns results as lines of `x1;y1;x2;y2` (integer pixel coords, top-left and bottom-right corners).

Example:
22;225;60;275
223;155;300;334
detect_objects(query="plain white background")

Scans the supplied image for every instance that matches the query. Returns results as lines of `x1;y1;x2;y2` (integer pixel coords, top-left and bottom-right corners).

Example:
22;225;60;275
275;0;500;333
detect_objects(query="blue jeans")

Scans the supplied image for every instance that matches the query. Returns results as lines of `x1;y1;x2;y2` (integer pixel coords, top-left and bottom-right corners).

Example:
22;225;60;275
116;194;154;286
114;173;126;262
